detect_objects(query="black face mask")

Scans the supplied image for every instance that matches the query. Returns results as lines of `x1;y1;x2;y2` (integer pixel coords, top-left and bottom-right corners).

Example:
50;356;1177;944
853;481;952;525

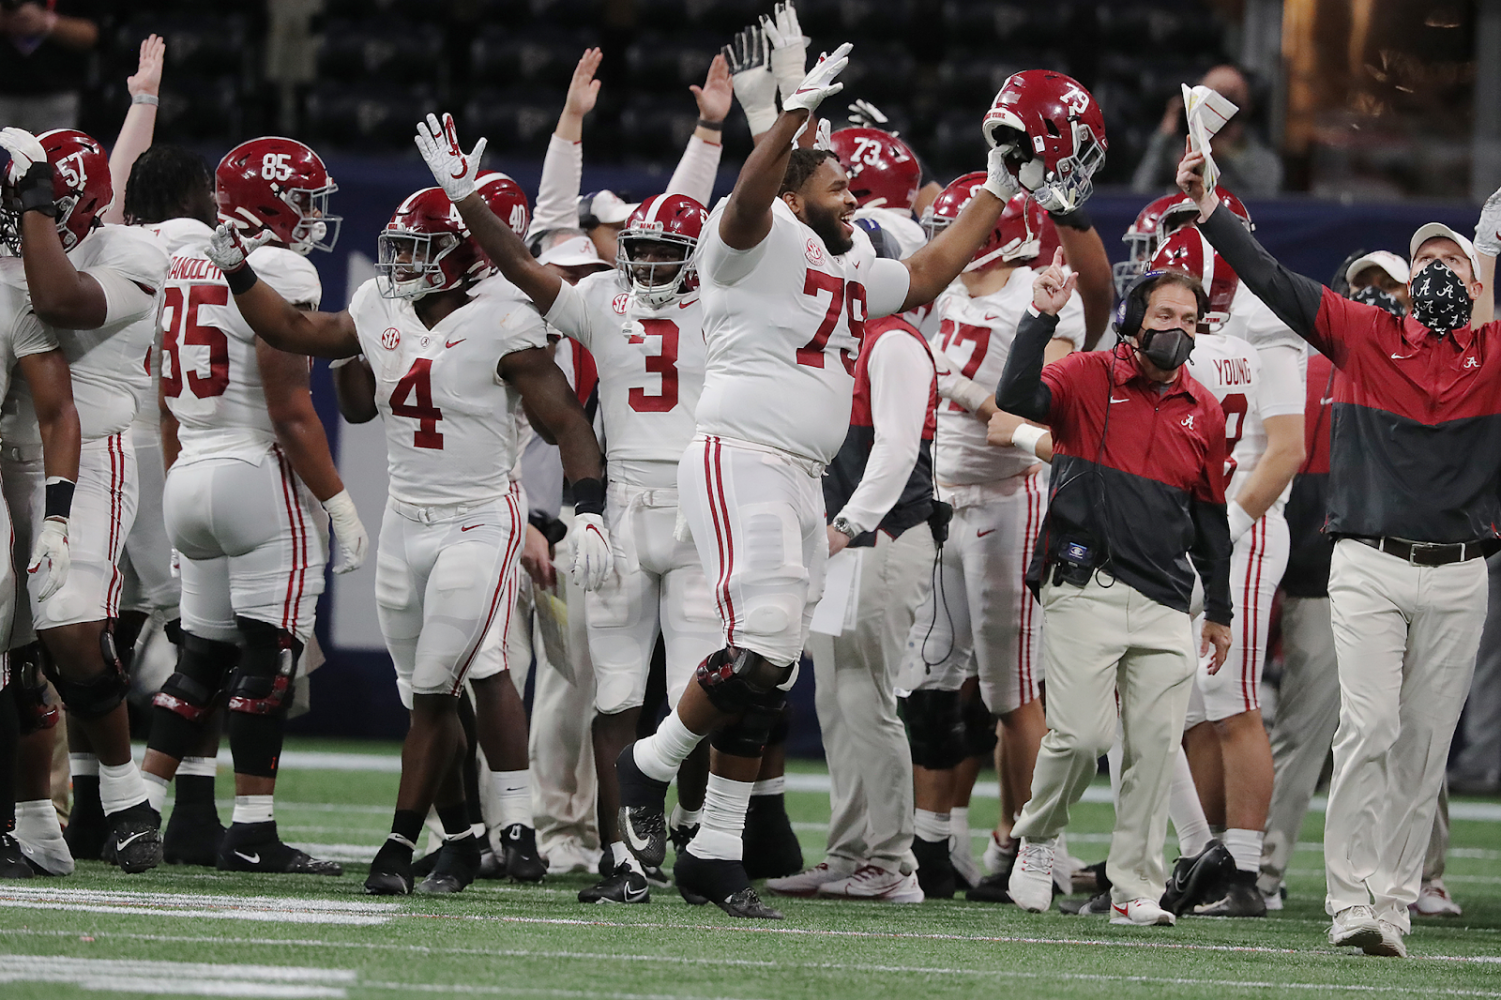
1136;326;1195;371
1410;261;1470;336
1349;284;1406;318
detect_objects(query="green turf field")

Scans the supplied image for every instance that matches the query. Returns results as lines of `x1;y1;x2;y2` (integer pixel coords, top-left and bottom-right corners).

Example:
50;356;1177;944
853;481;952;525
3;737;1498;999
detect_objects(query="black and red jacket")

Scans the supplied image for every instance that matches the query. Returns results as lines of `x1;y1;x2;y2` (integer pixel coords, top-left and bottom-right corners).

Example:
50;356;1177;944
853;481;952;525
997;308;1234;625
1202;206;1501;545
1281;351;1336;597
822;315;937;546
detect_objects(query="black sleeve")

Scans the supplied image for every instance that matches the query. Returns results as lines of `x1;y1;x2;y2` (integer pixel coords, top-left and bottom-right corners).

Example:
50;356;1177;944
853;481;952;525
1198;205;1326;342
1189;499;1234;626
995;307;1056;423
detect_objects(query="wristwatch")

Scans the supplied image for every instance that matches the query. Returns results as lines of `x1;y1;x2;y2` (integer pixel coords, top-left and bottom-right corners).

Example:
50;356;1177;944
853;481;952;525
831;514;858;540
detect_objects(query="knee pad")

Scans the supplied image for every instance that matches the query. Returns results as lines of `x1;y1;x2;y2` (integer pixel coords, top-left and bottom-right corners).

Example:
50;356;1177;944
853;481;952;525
149;632;237;760
901;690;967;770
227;617;303;719
41;628;130;721
710;685;788;759
961;693;998;759
11;643;59;735
695;647;792;715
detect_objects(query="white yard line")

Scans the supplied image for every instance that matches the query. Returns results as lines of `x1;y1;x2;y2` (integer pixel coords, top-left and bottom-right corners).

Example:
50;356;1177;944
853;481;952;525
0;886;398;926
0;954;353;998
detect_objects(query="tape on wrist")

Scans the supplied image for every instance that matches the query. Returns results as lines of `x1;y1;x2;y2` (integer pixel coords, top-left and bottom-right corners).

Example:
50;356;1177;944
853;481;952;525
18;162;56;216
572;477;605;517
132;93;159;106
224;263;258;295
44;477;74;520
696;117;725;131
1011;423;1047;458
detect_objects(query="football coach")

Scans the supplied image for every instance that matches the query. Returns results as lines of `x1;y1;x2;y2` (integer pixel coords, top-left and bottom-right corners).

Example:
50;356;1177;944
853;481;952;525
993;249;1233;926
1179;146;1498;958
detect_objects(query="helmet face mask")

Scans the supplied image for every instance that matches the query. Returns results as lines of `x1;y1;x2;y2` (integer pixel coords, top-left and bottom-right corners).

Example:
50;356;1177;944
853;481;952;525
284;183;341;254
0;129;111;254
612;194;707;309
216;137;342;256
983;71;1107;215
377;228;460;300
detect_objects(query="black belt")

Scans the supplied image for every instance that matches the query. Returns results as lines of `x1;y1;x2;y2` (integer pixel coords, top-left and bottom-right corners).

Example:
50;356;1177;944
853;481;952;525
1350;536;1489;566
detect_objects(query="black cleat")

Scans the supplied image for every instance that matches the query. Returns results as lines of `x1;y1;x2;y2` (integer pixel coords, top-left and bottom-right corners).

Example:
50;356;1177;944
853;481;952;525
107;804;162;874
65;797;108;863
912;835;956;900
218;822;342;875
0;833;34;879
1073;859;1111;897
499;823;546;883
411;847;442;878
1060;891;1113;915
162;803;225;867
477;842;504;880
742;795;803;880
669;821;699;858
364;840;414;895
416;835;480;894
1161;840;1234;916
674;851;783;919
579;867;651;904
1192;868;1267;918
965;872;1013;904
616;746;670;868
642;864;670;888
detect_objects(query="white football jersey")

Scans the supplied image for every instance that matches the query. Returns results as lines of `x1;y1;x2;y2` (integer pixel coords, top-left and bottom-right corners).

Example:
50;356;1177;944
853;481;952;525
133;218;216;431
163;243;323;465
1184;330;1262;497
694;196;911;464
0;278;61;429
349;276;549;507
931;267;1086;485
544;269;706;489
1221;285;1307;508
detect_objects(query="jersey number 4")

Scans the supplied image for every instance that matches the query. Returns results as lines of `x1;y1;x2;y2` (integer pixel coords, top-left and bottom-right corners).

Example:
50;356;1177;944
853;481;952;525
160;285;231;399
390;358;444;449
797;271;867;374
627;319;679;413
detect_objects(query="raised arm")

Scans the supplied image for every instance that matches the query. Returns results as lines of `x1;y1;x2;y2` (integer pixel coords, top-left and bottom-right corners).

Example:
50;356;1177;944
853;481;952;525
204;225;360;358
528;49;601;238
1473;185;1501;326
996;250;1075;422
103;34;165;225
898;148;1011;310
667;53;730;206
1050;208;1114;349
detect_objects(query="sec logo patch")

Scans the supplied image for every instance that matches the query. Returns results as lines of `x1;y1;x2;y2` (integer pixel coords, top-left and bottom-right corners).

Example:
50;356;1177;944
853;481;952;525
380;327;400;350
804;238;825;266
612;293;629;314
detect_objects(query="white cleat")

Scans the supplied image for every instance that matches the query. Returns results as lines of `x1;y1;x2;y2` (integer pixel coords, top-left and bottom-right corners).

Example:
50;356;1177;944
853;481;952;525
1370;918;1408;958
950;834;983;888
542;835;597;875
766;858;858;897
1110;897;1176;926
816;864;924;903
1411;878;1462;917
1007;836;1057;912
1329;904;1384;950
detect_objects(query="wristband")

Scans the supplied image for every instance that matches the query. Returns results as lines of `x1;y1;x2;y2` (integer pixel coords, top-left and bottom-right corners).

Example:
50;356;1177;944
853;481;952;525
224;263;258;295
943;375;990;415
572;477;605;516
16;161;56;217
1048;206;1093;231
44;477;74;520
1226;500;1255;543
696;117;725;132
1011;423;1047;458
132;93;159;106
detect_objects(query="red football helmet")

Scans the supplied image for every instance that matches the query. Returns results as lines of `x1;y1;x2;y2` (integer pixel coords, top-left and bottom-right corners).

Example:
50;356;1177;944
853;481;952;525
616;193;707;307
1;129;112;253
376;187;486;300
829;128;922;212
476;170;530;238
982;70;1107;214
1162;185;1252;237
215;137;340;255
1150;226;1239;331
923;174;1043;271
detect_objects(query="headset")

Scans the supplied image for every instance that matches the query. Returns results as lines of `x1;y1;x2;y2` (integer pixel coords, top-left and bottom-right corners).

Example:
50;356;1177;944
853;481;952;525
1114;268;1210;341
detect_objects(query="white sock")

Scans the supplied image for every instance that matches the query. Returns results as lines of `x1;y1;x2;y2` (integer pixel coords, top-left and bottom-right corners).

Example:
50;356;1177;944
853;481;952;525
1223;828;1263;873
470;822;487;841
670;803;702;830
610;839;643;874
634;711;704;784
491;769;532;829
179;756;218;778
231;794;274;825
914;808;950;843
687;774;753;861
751;776;784;796
98;761;148;816
15;799;63;839
143;772;170;815
69;752;99;779
951;806;971;850
1169;746;1212;857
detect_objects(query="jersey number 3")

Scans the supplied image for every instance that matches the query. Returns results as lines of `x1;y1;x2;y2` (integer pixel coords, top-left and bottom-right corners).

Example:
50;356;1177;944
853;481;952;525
160;285;230;399
628;319;680;412
390;358;444;449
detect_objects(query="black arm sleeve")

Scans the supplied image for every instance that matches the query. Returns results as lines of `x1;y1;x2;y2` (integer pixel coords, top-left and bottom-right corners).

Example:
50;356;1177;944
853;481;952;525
1198;205;1326;342
995;308;1057;423
1189;499;1234;626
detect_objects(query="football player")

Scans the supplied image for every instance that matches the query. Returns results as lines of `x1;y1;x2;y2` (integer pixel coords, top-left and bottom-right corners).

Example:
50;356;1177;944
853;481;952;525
0;126;170;874
138;137;366;876
206;177;609;896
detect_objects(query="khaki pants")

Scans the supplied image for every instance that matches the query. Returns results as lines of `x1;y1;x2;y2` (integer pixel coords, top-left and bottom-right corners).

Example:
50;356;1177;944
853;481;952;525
1012;575;1195;904
1324;539;1485;931
809;527;933;871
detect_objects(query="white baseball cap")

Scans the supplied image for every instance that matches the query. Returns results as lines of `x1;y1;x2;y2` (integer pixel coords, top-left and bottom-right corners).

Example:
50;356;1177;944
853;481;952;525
1344;250;1410;288
580;190;639;227
1409;223;1482;281
537;235;610;270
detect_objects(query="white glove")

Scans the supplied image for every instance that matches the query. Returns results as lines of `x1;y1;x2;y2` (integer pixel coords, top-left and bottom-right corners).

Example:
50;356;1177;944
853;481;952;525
846;99;890;129
28;517;69;602
723;24;778;137
782;43;852;117
415;112;486;204
321;489;368;575
761;1;809;106
1226;501;1255;544
792;116;833;152
206;223;272;274
0;127;46;185
982;144;1022;201
169;548;181;579
1477;185;1501;258
569;512;612;591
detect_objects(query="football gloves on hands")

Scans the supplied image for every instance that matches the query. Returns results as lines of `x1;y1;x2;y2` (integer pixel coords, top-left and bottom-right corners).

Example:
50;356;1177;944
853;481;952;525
0;127;46;185
321;489;368;575
569;513;612;591
982;144;1022;201
1476;185;1501;258
28;517;69;602
206;223;273;274
846;99;890;130
760;1;809;108
415;112;486;204
723;24;778;137
782;43;851;118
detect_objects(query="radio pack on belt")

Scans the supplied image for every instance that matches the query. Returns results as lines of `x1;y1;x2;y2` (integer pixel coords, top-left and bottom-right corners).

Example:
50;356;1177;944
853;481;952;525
1052;537;1096;586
